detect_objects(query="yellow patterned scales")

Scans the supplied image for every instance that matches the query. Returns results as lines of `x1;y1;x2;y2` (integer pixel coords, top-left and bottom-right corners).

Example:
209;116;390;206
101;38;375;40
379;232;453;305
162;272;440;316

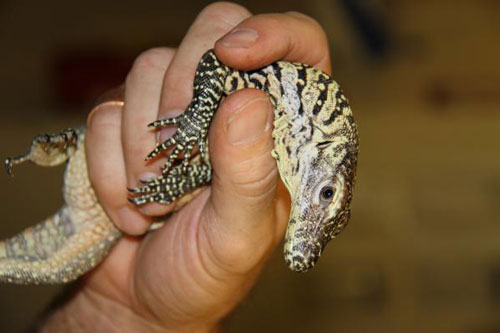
1;49;358;284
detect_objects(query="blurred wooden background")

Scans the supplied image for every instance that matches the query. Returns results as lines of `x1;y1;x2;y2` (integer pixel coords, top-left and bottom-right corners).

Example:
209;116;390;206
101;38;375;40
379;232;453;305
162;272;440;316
0;0;499;332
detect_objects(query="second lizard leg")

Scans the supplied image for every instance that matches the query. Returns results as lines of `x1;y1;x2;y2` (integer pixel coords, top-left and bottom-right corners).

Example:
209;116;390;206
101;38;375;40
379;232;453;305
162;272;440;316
5;128;79;176
128;161;212;205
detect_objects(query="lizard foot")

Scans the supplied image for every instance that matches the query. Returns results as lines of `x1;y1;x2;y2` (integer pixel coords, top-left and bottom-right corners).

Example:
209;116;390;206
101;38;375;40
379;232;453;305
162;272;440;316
5;128;78;176
145;112;211;175
128;161;211;205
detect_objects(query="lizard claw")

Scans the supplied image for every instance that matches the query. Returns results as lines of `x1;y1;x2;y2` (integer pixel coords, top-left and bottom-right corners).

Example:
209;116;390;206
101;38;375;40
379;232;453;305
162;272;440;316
145;137;177;162
4;157;13;177
128;162;211;206
127;185;154;194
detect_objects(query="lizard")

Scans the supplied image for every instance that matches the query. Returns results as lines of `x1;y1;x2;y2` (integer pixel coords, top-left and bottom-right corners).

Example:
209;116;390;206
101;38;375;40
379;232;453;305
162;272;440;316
0;49;358;284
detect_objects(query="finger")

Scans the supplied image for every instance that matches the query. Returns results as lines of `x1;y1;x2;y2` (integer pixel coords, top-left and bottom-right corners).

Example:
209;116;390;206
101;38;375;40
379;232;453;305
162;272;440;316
215;12;331;74
156;2;251;143
137;3;250;218
86;103;151;235
199;89;286;274
122;47;176;218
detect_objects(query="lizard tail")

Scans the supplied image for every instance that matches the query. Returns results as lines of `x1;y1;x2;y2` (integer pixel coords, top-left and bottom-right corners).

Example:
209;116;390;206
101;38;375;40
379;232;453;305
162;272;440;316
0;205;121;284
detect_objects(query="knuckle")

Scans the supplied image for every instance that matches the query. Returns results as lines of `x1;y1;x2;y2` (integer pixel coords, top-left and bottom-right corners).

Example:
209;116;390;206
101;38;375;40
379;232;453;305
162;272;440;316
198;2;251;29
286;11;328;38
229;160;278;200
204;208;276;274
214;236;269;273
285;11;328;50
126;47;174;84
286;11;319;26
86;104;121;132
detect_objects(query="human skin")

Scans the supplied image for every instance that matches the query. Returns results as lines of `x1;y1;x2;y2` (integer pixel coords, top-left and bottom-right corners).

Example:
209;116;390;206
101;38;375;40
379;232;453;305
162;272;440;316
40;2;332;332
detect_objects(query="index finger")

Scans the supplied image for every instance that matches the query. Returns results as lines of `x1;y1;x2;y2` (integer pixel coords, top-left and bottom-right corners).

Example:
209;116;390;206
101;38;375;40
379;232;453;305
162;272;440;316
214;12;331;74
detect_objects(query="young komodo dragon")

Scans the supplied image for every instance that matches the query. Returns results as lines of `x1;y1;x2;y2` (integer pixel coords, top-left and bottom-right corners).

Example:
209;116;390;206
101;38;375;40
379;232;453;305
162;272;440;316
0;49;358;284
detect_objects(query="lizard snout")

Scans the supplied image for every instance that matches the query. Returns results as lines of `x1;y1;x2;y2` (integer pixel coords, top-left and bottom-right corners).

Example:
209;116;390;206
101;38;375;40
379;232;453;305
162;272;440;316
285;240;323;273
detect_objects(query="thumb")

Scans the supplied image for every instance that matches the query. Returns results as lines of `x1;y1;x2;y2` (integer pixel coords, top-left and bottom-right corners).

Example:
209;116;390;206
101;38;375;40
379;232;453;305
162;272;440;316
204;88;282;273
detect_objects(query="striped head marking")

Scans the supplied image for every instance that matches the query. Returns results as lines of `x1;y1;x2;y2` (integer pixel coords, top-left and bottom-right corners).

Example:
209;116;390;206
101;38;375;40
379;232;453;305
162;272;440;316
283;142;357;272
280;81;358;273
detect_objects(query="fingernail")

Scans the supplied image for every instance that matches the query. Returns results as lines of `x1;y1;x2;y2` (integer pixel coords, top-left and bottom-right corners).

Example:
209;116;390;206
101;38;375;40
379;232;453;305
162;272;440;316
227;98;272;145
219;28;258;48
137;172;160;183
116;206;149;235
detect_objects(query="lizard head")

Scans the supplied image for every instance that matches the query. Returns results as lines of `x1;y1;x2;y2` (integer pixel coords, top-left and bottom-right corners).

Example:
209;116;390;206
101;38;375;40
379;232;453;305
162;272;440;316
282;129;358;273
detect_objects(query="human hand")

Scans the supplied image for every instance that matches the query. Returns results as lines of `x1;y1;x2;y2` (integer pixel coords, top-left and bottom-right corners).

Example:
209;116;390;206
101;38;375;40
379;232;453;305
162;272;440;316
42;3;332;331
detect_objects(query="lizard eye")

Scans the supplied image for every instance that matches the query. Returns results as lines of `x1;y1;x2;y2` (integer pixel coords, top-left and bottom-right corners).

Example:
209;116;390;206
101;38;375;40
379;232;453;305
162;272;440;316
320;185;335;203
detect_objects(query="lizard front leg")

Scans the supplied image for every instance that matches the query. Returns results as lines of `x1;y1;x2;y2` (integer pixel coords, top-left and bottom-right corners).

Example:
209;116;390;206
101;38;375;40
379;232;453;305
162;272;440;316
143;50;226;178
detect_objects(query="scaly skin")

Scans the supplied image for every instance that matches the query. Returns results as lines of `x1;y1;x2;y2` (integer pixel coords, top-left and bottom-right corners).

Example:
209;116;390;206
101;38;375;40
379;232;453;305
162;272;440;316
1;130;121;284
1;49;358;284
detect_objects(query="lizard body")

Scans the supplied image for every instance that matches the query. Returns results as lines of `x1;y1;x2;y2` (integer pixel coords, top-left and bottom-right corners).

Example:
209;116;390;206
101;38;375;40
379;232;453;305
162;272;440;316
1;50;358;284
